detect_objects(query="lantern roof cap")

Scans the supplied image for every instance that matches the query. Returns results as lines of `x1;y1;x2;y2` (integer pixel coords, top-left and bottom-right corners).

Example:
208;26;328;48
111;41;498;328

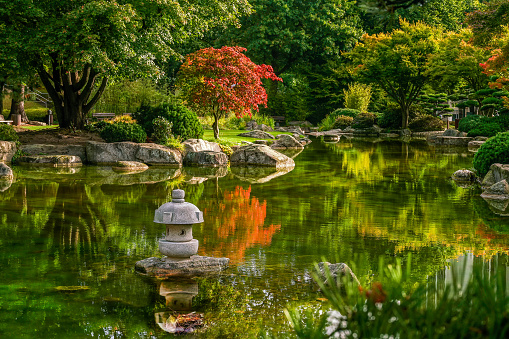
154;189;204;224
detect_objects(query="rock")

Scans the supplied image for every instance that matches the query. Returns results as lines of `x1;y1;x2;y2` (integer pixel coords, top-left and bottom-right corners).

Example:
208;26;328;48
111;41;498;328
16;155;82;167
468;140;485;152
255;124;273;132
135;255;230;278
484;198;509;216
231;166;294;183
246;120;258;130
271;134;304;149
380;133;400;138
29;121;47;126
323;134;340;142
253;140;269;145
0;163;14;179
343;126;355;133
278;148;303;159
476;136;489;141
0;141;17;163
399;129;412;136
443;129;467;137
86;141;182;166
316;262;360;286
183;151;229;167
230;144;295;169
482;163;509;188
21;144;87;163
182;139;222;154
112;161;149;172
0;177;13;192
452;169;476;182
237;130;275;139
353;125;382;137
429;136;473;147
481;180;509;200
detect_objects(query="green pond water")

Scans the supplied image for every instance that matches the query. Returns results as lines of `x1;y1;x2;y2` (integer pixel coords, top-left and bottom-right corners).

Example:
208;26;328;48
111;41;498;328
1;137;508;338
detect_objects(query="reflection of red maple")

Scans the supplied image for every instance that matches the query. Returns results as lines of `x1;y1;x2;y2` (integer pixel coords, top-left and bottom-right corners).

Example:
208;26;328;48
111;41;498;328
199;186;281;263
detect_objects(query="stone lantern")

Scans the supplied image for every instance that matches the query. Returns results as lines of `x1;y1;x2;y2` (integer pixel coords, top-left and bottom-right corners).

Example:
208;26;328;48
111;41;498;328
154;189;204;259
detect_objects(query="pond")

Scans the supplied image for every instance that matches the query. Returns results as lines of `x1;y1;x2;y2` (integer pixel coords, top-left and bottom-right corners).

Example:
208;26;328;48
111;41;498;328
1;136;508;338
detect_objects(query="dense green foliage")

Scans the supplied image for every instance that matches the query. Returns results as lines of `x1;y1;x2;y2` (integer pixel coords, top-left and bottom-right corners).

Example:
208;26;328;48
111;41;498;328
0;124;18;142
467;122;504;137
473;131;509;176
458;115;483;132
99;122;147;143
408;115;446;132
332;115;354;130
377;107;403;130
352;112;377;129
134;102;203;140
331;108;361;118
151;116;173;145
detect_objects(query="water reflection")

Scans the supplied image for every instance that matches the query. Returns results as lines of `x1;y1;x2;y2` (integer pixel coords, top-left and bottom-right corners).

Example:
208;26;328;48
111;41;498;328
231;166;294;183
0;177;13;192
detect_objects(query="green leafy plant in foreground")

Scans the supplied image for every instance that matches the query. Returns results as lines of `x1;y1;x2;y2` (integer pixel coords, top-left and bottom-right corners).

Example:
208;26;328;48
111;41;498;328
473;131;509;176
285;256;509;338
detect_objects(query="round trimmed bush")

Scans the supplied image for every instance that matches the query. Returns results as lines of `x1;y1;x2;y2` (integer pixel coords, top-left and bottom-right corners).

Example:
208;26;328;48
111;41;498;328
331;108;361;118
473;131;509;176
408;115;445;132
458;115;483;133
0;124;19;142
134;102;203;140
332;115;354;129
100;122;147;143
377;109;402;129
467;122;504;138
352;112;377;129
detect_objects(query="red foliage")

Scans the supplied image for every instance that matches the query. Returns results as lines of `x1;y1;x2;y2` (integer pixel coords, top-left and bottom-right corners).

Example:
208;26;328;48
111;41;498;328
178;46;282;118
358;282;387;303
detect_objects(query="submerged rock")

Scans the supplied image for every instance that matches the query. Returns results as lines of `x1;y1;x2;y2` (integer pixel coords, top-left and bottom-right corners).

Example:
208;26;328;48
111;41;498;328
481;163;509;188
481;180;509;200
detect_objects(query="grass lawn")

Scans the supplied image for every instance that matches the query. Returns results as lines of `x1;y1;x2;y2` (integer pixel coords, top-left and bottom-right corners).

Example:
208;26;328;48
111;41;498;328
203;129;292;145
17;125;59;131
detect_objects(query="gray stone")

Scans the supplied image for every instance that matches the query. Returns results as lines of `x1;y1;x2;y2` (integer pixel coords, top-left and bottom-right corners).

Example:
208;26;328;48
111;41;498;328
135;255;230;278
430;136;473;147
468;140;485;152
476;136;489;141
0;177;13;192
230;144;295;169
452;169;476;182
316;262;360;286
484;198;509;216
29;121;47;126
21;144;87;163
0;141;17;163
112;161;149;172
278;148;303;159
237;130;275;139
482;163;509;188
231;166;294;183
86;141;182;166
154;189;204;224
246;120;258;130
182;139;222;154
17;155;82;167
399;129;412;136
160;239;199;258
380;133;400;138
353;125;382;137
271;134;304;149
443;129;466;137
253;140;269;145
481;180;509;200
255;124;273;132
0;163;13;179
183;150;229;167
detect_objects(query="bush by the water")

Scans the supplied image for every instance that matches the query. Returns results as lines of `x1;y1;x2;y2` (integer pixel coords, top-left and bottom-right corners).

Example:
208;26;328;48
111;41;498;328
467;121;504;137
331;108;361;118
408;115;445;132
458;115;483;133
151;116;173;145
0;124;19;142
352;112;377;129
134;102;203;140
473;131;509;176
377;108;402;130
100;122;147;143
332;115;354;129
319;108;361;131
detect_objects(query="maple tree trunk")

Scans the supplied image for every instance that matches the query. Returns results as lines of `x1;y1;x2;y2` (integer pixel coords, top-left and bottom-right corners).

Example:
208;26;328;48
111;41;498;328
401;105;409;129
38;58;108;129
213;111;220;139
8;85;28;122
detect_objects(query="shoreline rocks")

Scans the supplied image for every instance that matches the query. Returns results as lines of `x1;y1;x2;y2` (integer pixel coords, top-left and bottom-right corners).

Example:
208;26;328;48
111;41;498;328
230;144;295;169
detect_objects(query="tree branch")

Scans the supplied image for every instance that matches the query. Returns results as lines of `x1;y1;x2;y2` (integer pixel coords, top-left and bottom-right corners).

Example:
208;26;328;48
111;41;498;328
84;76;108;113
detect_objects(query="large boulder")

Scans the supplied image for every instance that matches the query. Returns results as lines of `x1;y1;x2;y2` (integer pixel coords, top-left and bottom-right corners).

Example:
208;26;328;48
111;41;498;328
452;169;476;182
16;155;82;167
237;130;275;139
481;180;509;200
255;124;273;132
21;144;87;163
468;140;485;152
246;120;258;130
86;141;182;166
182;139;222;155
481;163;509;188
271;134;304;149
184;151;229;167
0;141;17;163
428;136;473;147
230;144;295;169
443;129;468;137
0;162;13;179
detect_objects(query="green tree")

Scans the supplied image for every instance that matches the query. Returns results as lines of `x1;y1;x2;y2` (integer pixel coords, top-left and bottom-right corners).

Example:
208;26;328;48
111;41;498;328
0;0;251;129
347;20;442;128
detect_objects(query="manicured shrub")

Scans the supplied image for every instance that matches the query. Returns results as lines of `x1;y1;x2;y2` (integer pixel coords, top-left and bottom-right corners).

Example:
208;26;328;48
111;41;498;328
0;124;19;142
331;108;361;118
332;115;354;129
100;122;147;143
352;112;377;129
473;131;509;176
458;115;483;132
377;109;402;129
134;102;203;140
467;122;504;137
151;116;173;145
408;115;445;132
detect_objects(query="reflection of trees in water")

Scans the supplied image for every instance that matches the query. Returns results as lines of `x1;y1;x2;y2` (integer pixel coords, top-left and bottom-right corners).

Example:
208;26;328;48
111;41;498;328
198;186;281;263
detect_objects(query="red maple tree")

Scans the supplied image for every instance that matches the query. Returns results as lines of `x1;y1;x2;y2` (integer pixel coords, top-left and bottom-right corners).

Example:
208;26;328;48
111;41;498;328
177;46;282;139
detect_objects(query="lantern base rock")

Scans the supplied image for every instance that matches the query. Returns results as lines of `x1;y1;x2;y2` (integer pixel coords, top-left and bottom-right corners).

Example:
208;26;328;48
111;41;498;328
135;255;230;278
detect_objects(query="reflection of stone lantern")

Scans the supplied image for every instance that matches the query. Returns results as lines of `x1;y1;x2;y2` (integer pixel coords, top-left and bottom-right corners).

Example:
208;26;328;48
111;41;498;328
154;189;203;259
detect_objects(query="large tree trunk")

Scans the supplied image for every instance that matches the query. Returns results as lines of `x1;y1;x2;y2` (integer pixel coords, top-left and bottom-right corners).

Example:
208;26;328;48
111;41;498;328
37;56;108;129
8;85;29;122
401;105;409;129
213;112;220;139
